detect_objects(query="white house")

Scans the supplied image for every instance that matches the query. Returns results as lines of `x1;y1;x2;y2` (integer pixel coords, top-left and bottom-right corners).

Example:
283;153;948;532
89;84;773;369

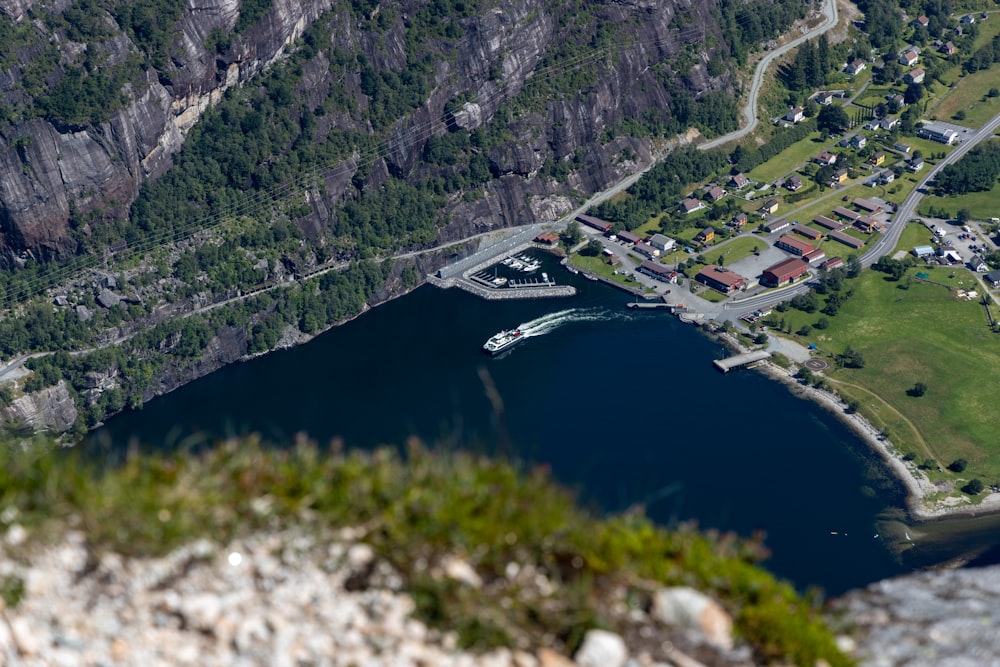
898;49;919;66
650;233;675;252
786;106;805;123
845;59;867;75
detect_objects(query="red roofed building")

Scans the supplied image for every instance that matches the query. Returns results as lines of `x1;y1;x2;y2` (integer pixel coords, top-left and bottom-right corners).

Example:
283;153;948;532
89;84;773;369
830;230;865;249
534;233;559;245
821;257;845;271
803;248;827;264
761;258;809;287
696;265;746;294
853;197;883;213
776;234;815;256
577;214;612;233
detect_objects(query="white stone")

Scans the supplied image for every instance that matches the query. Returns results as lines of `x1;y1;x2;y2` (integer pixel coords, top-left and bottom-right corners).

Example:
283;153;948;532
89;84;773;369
180;593;223;633
442;555;482;588
574;629;628;667
651;587;733;650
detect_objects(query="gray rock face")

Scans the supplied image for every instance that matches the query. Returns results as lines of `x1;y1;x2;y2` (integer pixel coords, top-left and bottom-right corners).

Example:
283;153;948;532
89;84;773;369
833;565;1000;667
0;380;78;433
0;0;732;265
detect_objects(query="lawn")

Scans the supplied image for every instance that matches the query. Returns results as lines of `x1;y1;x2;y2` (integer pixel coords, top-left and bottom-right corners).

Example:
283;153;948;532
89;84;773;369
747;132;825;184
918;185;1000;220
929;68;1000;128
708;235;763;265
570;253;653;291
770;266;1000;485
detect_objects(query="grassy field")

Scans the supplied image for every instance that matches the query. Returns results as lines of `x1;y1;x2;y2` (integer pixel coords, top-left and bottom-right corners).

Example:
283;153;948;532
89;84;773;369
709;235;763;265
929;68;1000;127
570;253;652;292
919;184;1000;219
768;250;1000;485
747;132;825;183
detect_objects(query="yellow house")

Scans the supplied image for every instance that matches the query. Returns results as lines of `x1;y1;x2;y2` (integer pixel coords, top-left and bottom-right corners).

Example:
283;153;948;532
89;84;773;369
868;152;885;166
696;227;715;243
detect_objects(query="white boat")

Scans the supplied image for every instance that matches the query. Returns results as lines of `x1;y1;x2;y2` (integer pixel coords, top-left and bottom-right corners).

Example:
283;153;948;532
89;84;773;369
483;329;524;355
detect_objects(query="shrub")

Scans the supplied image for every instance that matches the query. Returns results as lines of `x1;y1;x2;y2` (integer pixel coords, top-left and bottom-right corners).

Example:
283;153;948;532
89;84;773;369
948;458;968;473
962;479;984;495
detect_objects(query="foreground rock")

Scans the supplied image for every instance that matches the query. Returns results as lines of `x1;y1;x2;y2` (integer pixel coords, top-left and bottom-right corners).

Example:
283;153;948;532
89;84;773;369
833;565;1000;666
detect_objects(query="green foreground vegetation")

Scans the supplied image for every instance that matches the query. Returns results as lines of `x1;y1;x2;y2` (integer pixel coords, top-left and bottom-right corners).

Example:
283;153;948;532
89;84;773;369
0;438;849;665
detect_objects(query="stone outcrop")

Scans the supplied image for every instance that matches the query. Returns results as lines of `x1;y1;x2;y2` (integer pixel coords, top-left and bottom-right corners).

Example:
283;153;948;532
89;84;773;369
3;519;997;667
833;565;1000;666
0;380;77;433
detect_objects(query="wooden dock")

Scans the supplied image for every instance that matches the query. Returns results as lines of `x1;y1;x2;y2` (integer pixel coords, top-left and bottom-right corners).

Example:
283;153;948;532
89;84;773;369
714;350;771;373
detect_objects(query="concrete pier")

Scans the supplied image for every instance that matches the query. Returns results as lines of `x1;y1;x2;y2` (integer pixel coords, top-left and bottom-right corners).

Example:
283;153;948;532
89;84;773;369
713;350;771;373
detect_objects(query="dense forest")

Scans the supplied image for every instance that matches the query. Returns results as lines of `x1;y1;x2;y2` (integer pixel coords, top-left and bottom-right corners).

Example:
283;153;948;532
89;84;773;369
935;141;1000;194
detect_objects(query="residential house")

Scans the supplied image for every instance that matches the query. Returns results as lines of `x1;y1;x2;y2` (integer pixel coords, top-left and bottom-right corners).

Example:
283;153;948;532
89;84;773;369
729;212;749;228
696;265;746;294
681;198;706;214
632;242;659;259
868;152;886;167
904;67;926;84
784;175;803;191
695;227;716;243
849;134;867;149
637;260;677;283
881;116;900;131
830;169;849;186
576;214;612;233
938;41;957;56
814;91;834;106
864;118;882;131
704;185;727;203
761;258;809;287
960;14;976;24
815;151;838;166
845;59;867;75
759;199;780;216
785;106;805;123
650;233;675;252
898;49;919;66
776;234;815;256
985;270;1000;288
911;15;929;28
729;173;750;189
762;219;790;234
879;170;895;184
887;93;906;108
968;255;988;272
908;157;925;172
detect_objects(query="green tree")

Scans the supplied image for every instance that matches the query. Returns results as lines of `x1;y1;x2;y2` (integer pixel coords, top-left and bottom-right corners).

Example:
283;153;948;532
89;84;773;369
562;221;583;246
584;239;603;256
948;458;968;473
962;479;984;495
817;105;850;134
907;382;927;397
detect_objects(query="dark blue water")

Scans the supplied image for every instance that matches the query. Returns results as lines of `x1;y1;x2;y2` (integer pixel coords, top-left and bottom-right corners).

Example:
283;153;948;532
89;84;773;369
90;271;908;595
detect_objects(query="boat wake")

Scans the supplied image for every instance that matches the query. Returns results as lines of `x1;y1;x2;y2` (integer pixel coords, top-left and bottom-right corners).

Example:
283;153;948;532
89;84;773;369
517;308;619;339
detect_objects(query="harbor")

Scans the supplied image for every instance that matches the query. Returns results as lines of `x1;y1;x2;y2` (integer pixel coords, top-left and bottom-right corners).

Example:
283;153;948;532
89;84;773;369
430;227;576;300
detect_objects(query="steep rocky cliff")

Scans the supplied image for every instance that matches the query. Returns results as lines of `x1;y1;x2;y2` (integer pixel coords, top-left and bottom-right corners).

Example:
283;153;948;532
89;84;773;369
0;0;740;265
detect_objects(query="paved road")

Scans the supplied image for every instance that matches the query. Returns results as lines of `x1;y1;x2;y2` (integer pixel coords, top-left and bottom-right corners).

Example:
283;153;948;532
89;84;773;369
699;0;839;151
725;109;1000;315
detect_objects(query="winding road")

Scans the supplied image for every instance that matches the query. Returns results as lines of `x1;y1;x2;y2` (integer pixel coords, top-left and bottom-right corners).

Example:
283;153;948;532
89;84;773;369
699;0;839;151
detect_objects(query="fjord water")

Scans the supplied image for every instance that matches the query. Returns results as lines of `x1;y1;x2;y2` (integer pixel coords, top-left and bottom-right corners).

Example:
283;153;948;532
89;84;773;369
91;273;907;595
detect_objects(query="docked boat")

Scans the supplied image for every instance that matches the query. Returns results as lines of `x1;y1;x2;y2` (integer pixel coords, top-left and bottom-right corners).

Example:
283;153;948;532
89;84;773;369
483;328;524;355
